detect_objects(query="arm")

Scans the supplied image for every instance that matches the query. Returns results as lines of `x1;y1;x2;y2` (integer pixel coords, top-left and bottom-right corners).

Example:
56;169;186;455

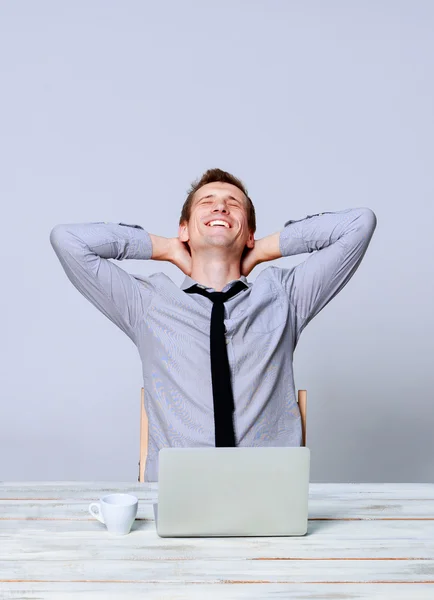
244;208;377;342
240;231;281;276
50;222;156;344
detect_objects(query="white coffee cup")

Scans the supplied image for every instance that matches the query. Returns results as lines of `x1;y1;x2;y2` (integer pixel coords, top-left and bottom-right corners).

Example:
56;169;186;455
89;493;138;535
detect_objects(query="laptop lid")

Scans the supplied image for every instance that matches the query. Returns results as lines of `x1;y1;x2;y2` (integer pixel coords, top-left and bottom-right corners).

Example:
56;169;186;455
156;447;310;537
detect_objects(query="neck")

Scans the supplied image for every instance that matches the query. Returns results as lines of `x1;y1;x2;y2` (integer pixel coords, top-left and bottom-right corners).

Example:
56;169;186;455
189;255;242;292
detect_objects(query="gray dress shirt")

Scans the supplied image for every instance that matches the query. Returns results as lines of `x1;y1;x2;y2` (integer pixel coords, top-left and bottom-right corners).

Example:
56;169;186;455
50;207;377;481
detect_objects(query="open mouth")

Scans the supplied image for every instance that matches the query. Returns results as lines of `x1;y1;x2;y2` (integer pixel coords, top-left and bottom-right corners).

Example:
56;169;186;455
205;221;231;229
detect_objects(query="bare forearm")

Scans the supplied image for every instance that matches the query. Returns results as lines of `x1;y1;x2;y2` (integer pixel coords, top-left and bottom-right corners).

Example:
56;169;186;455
150;234;192;274
149;234;172;261
255;231;282;263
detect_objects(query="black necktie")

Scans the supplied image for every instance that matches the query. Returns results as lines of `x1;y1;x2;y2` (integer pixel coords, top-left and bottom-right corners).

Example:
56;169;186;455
184;280;248;447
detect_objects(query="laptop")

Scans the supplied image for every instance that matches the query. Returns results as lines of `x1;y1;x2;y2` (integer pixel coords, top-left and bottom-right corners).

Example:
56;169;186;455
155;446;310;537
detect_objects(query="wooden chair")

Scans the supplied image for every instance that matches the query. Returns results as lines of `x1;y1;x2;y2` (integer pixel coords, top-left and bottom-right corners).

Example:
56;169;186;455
138;387;307;483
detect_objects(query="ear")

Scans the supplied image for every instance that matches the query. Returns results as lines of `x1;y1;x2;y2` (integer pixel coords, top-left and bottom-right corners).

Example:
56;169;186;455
178;221;190;243
246;230;255;249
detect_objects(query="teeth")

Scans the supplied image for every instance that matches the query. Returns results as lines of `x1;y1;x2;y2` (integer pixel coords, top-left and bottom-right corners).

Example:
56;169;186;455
207;220;229;228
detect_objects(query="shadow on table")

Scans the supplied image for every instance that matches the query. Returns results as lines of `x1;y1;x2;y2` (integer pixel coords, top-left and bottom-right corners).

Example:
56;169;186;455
129;518;335;536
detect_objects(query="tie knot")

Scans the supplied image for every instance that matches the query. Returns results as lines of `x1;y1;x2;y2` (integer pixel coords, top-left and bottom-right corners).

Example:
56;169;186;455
185;280;248;303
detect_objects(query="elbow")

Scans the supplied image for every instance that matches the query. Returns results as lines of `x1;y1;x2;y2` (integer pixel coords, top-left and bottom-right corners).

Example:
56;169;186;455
357;207;377;233
49;224;69;250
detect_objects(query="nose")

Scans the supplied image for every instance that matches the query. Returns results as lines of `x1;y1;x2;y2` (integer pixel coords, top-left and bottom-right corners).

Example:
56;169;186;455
211;199;229;213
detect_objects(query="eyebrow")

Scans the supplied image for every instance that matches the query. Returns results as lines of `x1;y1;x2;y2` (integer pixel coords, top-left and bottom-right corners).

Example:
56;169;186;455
197;194;243;204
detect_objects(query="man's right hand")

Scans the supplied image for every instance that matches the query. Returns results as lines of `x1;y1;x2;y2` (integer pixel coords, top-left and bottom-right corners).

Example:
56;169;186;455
150;234;192;276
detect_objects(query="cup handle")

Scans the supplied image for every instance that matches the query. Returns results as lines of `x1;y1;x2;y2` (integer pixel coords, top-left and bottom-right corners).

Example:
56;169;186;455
89;502;105;524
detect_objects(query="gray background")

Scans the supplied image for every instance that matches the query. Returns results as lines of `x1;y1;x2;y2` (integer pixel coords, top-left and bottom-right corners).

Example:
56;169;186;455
1;0;433;482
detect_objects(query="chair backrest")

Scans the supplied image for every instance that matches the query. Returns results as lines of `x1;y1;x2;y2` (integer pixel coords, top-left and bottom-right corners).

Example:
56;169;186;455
138;388;307;483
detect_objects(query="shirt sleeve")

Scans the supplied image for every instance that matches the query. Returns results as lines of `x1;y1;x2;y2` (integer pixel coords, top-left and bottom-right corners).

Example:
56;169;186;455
49;221;155;345
275;207;377;344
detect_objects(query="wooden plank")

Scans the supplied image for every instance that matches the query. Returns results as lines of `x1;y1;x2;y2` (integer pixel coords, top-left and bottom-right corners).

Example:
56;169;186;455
1;558;434;583
1;497;433;520
0;482;158;498
1;582;434;600
1;520;433;560
1;482;433;499
0;499;155;520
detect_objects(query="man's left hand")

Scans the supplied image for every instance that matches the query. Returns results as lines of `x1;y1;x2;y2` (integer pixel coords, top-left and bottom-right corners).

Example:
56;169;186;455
241;242;261;277
241;232;282;276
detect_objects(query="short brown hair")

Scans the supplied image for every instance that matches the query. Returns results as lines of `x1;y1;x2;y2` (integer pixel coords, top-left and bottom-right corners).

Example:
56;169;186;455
179;168;256;234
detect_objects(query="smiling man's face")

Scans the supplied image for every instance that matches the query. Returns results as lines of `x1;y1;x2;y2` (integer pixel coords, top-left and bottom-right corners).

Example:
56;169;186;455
178;181;255;258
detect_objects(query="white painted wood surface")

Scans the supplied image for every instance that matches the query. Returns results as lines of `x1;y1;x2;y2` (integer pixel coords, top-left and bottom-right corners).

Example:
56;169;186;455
0;483;433;599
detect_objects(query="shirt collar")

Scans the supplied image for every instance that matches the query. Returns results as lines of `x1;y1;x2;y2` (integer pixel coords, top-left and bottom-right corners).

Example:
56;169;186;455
180;274;249;292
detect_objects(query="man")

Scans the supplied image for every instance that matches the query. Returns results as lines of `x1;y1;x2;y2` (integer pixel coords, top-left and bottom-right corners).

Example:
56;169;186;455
50;168;377;481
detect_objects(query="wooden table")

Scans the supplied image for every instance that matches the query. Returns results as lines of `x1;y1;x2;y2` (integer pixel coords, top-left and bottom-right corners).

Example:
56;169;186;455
1;482;433;599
